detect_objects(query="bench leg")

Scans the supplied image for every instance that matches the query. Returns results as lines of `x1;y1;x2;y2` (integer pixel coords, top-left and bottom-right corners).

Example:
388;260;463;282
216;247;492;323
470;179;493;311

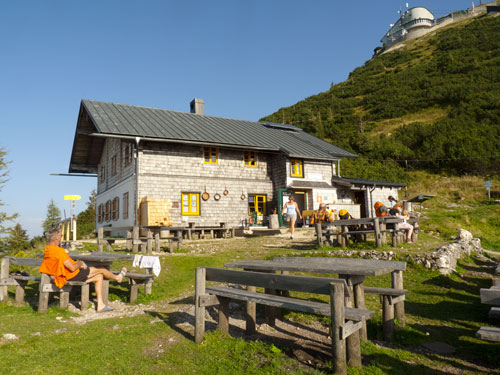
382;295;395;342
15;282;27;306
218;296;230;335
344;290;362;368
391;271;405;326
145;269;153;295
246;286;257;335
102;279;109;305
60;289;70;310
80;283;90;311
38;273;51;313
130;281;139;304
353;283;367;341
195;267;206;344
330;282;347;375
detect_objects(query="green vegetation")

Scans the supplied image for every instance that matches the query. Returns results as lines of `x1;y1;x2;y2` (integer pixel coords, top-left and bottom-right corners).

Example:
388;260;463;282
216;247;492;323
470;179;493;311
76;190;96;239
42;199;62;233
0;147;17;249
261;15;500;177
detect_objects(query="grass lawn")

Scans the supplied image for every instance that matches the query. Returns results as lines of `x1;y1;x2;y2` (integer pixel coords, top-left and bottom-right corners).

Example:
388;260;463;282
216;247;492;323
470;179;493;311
1;180;500;374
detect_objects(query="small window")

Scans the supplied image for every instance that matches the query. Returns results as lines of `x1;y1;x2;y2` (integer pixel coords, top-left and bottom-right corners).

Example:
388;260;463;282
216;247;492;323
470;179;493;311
111;155;117;176
112;197;119;220
123;192;129;220
248;194;266;215
182;193;200;215
203;147;218;164
244;150;257;167
123;143;132;167
290;159;303;178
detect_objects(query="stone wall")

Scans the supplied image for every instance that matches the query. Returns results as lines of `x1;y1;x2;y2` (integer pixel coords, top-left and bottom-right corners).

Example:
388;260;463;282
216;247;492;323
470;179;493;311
305;229;483;275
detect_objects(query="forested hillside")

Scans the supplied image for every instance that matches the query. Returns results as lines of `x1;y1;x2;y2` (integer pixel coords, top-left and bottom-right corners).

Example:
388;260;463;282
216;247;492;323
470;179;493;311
261;14;500;181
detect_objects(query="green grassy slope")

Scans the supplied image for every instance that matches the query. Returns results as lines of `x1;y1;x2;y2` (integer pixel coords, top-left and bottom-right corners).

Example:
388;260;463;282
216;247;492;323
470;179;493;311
261;14;500;178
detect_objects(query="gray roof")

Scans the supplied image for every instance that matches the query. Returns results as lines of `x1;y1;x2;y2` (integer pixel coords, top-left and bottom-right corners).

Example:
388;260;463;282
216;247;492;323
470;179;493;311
332;176;406;188
69;99;357;173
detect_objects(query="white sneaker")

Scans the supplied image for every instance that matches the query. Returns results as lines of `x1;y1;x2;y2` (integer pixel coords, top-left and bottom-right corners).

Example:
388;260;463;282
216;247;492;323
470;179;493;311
290;235;294;239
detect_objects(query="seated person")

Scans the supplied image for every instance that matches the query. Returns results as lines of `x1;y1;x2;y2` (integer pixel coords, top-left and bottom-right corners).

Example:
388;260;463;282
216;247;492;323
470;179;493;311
374;201;388;217
311;203;334;227
338;209;353;220
39;227;127;313
388;195;398;208
396;209;414;243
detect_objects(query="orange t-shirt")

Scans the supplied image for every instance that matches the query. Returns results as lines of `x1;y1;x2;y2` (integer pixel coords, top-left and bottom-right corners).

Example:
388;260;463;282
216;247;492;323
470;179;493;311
39;245;80;288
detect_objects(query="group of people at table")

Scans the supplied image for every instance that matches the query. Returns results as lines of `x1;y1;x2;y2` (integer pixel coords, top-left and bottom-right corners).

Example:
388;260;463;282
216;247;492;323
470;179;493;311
282;195;414;243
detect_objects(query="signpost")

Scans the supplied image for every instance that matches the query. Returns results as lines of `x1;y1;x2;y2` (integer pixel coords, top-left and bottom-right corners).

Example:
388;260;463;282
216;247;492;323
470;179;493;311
484;180;492;200
64;195;81;241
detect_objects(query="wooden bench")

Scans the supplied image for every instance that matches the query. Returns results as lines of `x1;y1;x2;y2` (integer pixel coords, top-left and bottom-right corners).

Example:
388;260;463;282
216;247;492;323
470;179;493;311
112;270;154;303
195;267;374;374
363;286;408;341
476;326;500;342
0;257;42;306
38;272;90;313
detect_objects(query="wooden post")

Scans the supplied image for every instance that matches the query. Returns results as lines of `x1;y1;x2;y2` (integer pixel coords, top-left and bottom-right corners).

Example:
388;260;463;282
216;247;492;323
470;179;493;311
145;268;153;295
374;217;382;248
391;270;405;326
195;267;206;344
176;230;183;249
72;216;77;241
130;280;139;303
15;281;27;306
146;229;153;254
126;230;132;251
353;283;367;341
341;225;349;247
80;283;89;311
382;295;395;341
246;285;257;335
218;296;230;335
380;220;387;245
0;257;10;302
315;223;324;247
133;226;139;253
102;280;109;305
412;221;419;242
38;273;51;313
155;233;161;252
59;288;70;310
97;227;104;252
330;281;347;375
344;285;362;368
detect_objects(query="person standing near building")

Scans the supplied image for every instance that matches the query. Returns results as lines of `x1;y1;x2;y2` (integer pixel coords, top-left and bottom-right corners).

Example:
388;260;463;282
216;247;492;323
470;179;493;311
282;195;302;239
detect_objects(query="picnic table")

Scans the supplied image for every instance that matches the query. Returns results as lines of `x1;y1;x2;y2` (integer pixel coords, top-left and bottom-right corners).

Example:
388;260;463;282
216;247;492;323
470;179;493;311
224;257;407;341
316;216;419;248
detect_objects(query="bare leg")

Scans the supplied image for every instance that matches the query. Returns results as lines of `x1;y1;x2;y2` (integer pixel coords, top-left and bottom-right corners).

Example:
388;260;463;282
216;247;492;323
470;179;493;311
289;219;296;237
88;266;125;282
86;273;106;311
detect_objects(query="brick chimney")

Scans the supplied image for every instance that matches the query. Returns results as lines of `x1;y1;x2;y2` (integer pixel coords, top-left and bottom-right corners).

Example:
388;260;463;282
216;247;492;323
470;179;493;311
190;98;204;115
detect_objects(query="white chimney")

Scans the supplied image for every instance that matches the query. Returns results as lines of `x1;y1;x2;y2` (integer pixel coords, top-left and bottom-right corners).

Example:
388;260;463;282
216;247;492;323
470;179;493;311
190;98;204;115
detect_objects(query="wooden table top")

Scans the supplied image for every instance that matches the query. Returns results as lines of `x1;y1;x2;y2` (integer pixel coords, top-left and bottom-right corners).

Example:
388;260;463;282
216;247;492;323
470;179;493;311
69;252;135;263
224;259;394;277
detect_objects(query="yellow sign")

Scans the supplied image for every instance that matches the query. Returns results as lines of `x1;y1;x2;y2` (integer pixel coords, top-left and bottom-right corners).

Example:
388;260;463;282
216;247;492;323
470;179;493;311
64;195;81;201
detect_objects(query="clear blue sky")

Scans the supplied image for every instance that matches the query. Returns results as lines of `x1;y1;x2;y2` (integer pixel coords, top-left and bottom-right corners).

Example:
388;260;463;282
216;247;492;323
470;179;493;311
0;0;477;238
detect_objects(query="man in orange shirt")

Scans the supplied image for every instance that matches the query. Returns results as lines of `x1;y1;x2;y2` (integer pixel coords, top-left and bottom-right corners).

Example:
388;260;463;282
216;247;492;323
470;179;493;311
39;227;127;313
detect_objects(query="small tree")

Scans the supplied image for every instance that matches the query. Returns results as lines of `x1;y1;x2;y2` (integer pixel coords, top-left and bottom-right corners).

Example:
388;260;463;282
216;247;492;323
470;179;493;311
5;223;29;254
0;147;18;244
77;190;97;238
42;199;62;232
